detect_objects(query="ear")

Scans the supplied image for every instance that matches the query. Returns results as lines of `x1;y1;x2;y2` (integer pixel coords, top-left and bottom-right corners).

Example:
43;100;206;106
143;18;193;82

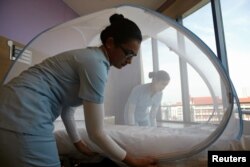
105;37;115;49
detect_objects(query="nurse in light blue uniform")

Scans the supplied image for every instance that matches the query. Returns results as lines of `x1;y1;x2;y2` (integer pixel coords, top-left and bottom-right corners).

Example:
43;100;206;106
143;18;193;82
124;71;170;127
0;14;158;167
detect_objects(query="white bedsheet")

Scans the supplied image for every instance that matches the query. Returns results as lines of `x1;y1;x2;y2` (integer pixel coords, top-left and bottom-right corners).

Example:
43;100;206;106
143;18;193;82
54;124;250;166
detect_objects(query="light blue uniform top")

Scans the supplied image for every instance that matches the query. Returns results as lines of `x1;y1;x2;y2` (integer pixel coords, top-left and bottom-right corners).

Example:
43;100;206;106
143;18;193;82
0;47;110;136
124;83;162;126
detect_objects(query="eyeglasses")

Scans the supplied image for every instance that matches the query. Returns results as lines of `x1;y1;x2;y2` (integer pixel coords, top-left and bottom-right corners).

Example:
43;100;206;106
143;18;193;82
119;45;137;59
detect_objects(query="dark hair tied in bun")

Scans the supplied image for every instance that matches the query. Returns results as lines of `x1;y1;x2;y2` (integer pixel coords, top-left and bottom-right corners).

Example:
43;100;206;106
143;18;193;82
110;14;124;24
149;71;170;82
100;13;142;45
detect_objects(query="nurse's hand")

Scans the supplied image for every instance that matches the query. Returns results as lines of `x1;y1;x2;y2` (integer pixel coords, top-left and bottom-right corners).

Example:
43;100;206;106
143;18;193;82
123;154;158;167
73;140;97;156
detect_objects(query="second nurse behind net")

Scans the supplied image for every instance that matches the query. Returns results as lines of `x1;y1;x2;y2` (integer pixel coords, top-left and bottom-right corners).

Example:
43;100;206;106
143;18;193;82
124;70;170;126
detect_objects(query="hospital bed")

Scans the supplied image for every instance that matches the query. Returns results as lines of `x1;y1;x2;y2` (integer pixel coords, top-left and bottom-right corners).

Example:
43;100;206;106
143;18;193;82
54;122;250;167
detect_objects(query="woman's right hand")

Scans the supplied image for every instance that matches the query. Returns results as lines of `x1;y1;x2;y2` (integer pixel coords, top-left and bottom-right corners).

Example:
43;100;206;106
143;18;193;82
123;154;158;167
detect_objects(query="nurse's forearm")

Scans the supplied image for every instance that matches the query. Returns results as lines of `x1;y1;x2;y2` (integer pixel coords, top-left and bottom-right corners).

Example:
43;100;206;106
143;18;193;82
61;107;81;142
150;106;159;127
83;101;126;161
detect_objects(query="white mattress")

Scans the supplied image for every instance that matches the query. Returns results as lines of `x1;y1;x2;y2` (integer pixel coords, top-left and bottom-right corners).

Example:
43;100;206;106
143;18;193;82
54;124;250;166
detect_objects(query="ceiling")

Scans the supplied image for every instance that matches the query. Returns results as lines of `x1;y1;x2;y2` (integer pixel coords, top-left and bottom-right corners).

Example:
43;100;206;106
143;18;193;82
62;0;209;19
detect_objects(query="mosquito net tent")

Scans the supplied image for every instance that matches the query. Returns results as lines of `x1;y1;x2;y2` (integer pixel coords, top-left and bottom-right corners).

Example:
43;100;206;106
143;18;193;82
2;5;243;163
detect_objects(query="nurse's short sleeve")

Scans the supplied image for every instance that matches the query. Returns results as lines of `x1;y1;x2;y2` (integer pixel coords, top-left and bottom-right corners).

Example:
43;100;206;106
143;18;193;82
77;56;108;104
153;92;163;107
127;85;141;104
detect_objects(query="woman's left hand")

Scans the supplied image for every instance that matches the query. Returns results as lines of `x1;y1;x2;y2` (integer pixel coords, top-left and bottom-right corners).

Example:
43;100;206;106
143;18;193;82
73;140;97;156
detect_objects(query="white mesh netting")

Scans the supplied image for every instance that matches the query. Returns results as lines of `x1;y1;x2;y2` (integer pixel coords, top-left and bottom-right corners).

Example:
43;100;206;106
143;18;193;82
3;5;242;162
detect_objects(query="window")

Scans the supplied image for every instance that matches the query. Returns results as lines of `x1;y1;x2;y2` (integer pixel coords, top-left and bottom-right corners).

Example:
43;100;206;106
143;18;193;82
140;38;153;84
140;1;248;125
221;0;250;120
158;40;182;106
183;2;216;53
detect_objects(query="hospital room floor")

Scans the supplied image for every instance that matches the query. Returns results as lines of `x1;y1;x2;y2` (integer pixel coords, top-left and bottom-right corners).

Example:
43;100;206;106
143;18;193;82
61;158;120;167
78;158;120;167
